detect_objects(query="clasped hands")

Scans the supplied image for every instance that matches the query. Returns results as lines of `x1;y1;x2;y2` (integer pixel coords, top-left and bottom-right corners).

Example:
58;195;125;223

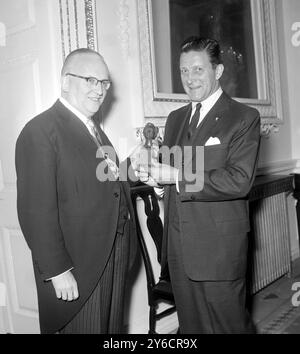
130;144;179;187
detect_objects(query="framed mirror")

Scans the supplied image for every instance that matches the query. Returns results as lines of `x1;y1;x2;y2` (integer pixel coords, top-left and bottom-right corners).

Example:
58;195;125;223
138;0;283;134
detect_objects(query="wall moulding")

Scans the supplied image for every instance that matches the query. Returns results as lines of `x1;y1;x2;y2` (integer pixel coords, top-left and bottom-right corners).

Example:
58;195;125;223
0;0;36;37
135;119;280;143
59;0;98;60
256;159;298;176
1;228;38;319
0;160;4;193
137;0;283;136
117;0;131;59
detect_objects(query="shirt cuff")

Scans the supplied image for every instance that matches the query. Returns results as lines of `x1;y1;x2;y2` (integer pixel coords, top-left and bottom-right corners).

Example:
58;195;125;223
154;186;165;199
46;267;74;281
175;169;180;193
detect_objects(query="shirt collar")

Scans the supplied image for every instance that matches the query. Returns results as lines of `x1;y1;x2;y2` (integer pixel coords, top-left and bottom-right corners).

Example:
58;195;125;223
59;97;89;125
191;87;223;111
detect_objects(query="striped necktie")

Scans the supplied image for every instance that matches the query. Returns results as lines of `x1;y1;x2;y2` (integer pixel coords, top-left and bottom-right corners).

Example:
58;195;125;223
86;119;119;180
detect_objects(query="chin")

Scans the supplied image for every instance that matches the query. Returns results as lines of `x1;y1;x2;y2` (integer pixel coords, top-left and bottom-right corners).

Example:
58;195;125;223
186;88;203;101
87;104;101;114
189;93;203;101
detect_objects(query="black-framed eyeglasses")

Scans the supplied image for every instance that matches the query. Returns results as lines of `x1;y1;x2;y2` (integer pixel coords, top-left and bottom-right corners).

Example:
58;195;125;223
66;73;111;90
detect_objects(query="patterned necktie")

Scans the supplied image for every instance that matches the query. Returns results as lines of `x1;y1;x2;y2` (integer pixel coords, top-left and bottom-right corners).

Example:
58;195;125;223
88;120;103;146
188;102;202;140
86;119;119;180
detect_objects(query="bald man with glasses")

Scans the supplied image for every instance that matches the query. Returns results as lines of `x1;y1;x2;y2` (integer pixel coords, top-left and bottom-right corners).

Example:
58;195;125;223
15;48;136;334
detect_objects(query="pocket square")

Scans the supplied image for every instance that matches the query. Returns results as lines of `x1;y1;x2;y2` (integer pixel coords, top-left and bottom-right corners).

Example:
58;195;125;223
204;137;221;146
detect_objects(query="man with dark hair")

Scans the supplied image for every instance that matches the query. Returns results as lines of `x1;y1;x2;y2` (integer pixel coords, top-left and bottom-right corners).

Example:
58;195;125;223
138;36;261;333
15;48;136;334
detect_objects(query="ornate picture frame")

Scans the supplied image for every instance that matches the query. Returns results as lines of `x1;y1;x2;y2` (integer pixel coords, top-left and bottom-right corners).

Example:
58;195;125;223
138;0;283;136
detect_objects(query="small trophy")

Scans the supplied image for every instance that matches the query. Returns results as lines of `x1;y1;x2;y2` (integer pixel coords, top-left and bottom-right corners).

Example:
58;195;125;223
139;123;160;168
131;123;160;180
130;123;161;184
143;122;160;163
143;123;159;149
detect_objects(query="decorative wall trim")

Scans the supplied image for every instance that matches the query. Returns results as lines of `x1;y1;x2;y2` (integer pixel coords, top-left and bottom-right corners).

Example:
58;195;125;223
0;229;14;333
4;0;36;37
0;53;42;125
257;159;298;176
1;228;38;320
136;120;283;142
0;52;37;68
249;174;294;201
260;122;280;137
59;0;98;60
0;160;3;193
85;0;97;50
73;0;80;49
118;0;130;59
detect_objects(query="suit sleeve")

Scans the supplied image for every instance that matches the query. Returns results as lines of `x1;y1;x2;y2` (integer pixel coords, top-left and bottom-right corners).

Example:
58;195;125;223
15;122;73;280
178;110;261;201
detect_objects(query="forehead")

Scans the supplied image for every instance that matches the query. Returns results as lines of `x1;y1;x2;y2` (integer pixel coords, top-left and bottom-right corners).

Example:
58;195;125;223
180;50;212;68
71;53;109;78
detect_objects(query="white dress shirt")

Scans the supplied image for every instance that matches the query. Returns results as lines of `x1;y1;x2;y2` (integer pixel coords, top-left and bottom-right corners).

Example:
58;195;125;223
154;87;223;196
189;87;223;127
59;97;97;136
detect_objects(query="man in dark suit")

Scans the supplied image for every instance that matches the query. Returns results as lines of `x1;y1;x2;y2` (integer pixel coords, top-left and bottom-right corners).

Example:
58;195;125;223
139;37;261;333
15;48;136;334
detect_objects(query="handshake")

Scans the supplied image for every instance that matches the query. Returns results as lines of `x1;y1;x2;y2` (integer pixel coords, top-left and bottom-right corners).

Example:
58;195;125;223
130;123;179;188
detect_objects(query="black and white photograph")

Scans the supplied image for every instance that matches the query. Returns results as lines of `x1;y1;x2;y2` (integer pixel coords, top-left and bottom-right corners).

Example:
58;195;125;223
0;0;300;340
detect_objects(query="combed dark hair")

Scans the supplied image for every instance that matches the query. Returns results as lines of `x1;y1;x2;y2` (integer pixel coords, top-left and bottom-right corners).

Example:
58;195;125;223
180;36;222;67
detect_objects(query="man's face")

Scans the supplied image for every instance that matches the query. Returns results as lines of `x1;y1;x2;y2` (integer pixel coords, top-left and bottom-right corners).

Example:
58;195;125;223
63;54;110;118
180;50;223;102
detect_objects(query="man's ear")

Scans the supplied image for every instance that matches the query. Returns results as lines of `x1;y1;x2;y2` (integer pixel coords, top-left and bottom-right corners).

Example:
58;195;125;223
215;64;224;80
61;75;69;92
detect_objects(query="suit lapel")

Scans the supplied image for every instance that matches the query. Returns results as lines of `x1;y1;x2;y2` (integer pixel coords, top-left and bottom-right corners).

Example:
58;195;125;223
168;93;231;147
53;100;120;166
175;104;192;146
53;100;98;150
192;92;231;146
167;104;192;146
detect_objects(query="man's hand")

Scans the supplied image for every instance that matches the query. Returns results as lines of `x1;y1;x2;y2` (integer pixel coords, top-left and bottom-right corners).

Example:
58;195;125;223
135;168;160;187
129;142;160;171
148;161;179;185
130;143;160;187
51;270;79;301
129;143;148;171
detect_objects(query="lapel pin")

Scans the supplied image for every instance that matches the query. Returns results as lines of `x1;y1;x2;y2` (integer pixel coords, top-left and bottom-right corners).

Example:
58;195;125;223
215;117;219;121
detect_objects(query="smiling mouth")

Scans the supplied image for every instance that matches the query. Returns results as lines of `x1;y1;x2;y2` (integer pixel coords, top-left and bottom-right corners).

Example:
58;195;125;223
89;97;101;102
188;85;202;90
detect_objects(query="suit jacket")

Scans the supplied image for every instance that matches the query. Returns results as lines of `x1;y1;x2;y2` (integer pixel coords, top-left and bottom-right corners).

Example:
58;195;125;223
15;100;136;333
162;92;261;281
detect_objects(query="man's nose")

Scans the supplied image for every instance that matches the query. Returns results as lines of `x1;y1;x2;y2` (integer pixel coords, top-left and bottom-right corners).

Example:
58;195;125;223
93;83;104;94
186;70;195;83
